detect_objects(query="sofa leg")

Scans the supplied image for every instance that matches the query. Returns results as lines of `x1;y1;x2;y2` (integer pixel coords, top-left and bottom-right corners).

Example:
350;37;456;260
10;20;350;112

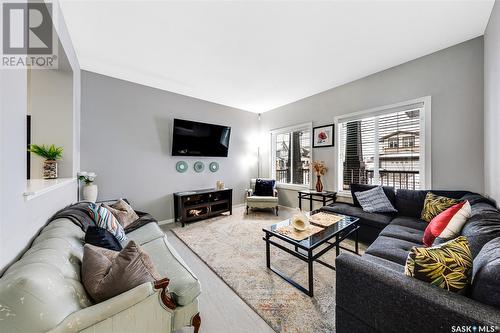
246;206;249;215
276;206;279;216
191;312;201;333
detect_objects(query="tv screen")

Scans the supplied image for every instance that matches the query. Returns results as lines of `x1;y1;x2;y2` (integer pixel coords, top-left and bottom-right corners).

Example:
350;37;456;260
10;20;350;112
172;119;231;157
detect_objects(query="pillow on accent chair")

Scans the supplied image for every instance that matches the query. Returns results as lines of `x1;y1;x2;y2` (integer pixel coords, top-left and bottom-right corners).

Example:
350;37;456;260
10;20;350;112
354;186;397;213
82;241;161;303
254;179;275;196
421;192;460;222
103;199;139;229
470;237;500;308
87;203;127;242
405;236;472;294
423;201;471;247
85;226;123;251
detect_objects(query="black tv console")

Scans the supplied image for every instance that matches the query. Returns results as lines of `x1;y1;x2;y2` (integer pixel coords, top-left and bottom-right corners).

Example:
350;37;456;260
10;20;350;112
173;188;233;227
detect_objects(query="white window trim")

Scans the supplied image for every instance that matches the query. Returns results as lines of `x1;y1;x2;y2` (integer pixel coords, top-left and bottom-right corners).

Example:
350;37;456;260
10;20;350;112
333;96;432;193
270;122;313;189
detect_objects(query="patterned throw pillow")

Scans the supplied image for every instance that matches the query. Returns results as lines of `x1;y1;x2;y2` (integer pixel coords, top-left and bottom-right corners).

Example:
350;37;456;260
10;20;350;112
405;236;472;293
421;192;460;222
103;199;139;229
87;203;127;242
423;201;471;247
354;186;398;213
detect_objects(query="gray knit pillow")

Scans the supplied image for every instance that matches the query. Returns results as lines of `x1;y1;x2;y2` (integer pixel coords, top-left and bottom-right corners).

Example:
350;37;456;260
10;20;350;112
354;186;398;213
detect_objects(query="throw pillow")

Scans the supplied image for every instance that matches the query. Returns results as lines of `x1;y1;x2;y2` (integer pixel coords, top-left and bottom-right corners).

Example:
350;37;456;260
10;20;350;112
85;226;123;251
354;186;398;213
82;241;161;303
470;237;500;309
422;201;471;247
254;179;275;196
404;236;472;293
87;203;127;242
350;183;396;208
103;199;139;229
421;192;460;222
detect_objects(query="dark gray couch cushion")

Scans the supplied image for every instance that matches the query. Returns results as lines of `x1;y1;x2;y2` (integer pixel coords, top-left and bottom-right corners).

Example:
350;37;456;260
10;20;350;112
365;235;420;266
350;184;396;208
379;224;424;244
321;203;394;229
461;205;500;259
363;254;405;273
471;237;500;308
390;216;428;231
395;190;472;218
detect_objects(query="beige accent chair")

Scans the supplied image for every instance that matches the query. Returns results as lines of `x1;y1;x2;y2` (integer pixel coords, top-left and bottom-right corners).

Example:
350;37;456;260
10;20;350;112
246;178;279;216
0;219;201;333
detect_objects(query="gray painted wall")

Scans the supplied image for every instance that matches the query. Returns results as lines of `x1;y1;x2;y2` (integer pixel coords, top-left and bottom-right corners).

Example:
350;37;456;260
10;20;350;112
485;2;500;205
260;37;485;208
81;71;259;221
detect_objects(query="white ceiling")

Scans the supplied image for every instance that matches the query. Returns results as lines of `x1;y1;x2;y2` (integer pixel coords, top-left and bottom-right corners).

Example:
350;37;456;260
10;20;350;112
59;0;495;113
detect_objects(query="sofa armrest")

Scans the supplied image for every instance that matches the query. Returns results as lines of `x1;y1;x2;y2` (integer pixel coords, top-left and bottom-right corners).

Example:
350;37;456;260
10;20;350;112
246;189;253;197
336;253;500;333
274;189;278;197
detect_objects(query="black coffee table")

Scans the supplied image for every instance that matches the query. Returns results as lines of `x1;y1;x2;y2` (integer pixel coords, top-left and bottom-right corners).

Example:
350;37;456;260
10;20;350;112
262;210;360;297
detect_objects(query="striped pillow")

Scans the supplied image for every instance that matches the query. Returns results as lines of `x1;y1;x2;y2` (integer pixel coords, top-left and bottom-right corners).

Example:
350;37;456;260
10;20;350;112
87;203;127;242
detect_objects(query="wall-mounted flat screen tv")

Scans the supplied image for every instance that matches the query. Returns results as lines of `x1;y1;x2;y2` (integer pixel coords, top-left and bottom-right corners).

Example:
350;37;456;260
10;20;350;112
172;119;231;157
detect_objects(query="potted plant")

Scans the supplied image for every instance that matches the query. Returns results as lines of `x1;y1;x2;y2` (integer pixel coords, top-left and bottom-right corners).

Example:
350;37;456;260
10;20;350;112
28;144;63;179
312;161;327;192
78;171;98;202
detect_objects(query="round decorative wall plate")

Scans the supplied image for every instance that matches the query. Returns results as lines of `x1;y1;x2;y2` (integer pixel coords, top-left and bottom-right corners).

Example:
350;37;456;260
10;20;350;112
193;161;205;173
209;162;219;172
175;161;188;173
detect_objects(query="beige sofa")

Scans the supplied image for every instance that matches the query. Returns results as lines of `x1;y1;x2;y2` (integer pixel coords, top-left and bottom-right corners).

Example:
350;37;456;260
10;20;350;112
0;218;201;333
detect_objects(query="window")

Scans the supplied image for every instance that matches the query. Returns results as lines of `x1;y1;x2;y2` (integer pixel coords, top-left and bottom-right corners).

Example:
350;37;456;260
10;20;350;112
336;98;430;191
271;123;312;187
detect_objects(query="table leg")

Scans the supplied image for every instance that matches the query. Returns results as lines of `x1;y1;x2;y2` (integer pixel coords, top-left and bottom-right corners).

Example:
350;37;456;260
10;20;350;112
323;196;326;207
309;194;313;211
308;251;314;297
299;194;302;210
355;227;359;255
266;234;271;268
336;234;340;256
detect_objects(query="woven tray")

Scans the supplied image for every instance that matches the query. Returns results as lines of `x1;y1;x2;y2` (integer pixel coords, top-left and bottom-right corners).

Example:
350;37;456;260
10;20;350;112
309;212;343;227
276;224;324;241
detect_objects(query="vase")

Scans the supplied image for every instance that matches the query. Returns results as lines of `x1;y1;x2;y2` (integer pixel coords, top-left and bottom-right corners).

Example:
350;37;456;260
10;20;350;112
82;184;98;202
43;160;58;179
315;175;323;192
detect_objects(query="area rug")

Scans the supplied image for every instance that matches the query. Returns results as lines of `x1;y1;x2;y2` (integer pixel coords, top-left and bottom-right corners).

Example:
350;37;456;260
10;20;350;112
171;206;367;333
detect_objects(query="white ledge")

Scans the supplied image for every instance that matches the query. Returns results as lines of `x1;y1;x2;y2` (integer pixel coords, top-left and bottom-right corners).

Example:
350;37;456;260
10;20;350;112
24;178;76;201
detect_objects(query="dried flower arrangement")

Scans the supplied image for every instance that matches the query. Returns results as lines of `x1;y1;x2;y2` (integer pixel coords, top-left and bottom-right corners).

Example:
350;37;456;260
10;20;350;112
312;161;327;175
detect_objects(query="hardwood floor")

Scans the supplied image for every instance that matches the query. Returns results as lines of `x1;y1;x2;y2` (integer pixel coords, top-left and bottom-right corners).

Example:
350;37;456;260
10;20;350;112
161;223;276;333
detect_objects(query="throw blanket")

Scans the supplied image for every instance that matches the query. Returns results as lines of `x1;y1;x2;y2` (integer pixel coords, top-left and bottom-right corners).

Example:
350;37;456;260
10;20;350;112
49;202;158;233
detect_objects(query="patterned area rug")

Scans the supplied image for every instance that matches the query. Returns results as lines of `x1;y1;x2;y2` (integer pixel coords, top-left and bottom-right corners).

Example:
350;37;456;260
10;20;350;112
171;206;367;333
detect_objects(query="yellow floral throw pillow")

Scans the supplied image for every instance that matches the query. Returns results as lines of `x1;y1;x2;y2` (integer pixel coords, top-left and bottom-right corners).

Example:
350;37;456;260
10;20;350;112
404;236;472;293
421;192;460;222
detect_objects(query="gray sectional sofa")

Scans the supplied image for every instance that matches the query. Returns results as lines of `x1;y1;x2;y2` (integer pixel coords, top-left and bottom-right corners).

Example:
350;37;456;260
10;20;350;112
321;186;500;332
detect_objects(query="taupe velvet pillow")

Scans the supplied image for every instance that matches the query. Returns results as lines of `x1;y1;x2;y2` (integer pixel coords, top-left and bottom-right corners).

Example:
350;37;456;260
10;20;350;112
82;241;161;303
103;199;139;228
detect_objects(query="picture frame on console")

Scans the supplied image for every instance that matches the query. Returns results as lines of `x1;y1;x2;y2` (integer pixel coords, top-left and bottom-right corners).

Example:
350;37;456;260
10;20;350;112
313;124;334;148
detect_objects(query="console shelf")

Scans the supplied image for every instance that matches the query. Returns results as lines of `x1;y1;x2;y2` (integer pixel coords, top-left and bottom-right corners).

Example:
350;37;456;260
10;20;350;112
173;188;233;227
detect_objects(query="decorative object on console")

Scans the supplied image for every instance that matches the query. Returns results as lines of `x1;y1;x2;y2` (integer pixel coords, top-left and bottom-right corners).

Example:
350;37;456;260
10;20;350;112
405;236;472;293
193;161;205;173
423;201;471;247
78;171;98;202
216;180;225;190
103;199;140;228
176;161;188;173
28;144;63;179
87;202;127;242
291;209;309;231
312;124;334;148
354;186;398;213
209;161;219;172
82;241;161;303
421;192;460;222
85;226;122;251
312;160;327;192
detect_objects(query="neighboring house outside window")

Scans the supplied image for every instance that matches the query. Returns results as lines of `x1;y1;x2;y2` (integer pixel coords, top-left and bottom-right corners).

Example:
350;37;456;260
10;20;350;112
271;123;312;187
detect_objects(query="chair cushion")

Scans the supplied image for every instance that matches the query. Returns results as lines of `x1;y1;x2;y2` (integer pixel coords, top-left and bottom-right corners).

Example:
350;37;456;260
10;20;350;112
321;203;394;230
365;235;421;266
247;196;278;203
471;237;500;308
141;236;201;306
354;186;397;213
350;183;395;208
125;222;165;245
85;226;122;251
379;224;425;244
254;179;275;196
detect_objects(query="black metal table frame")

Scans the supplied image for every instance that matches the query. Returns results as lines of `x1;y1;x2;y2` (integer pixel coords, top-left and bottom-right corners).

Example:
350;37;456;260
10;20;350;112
298;191;336;211
263;222;359;297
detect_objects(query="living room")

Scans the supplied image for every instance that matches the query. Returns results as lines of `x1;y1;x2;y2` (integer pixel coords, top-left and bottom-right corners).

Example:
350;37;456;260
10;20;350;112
1;1;499;332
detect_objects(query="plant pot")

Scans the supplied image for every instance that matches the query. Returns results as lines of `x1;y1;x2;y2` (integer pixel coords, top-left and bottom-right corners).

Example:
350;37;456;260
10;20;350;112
315;175;323;192
43;160;58;179
82;184;98;202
